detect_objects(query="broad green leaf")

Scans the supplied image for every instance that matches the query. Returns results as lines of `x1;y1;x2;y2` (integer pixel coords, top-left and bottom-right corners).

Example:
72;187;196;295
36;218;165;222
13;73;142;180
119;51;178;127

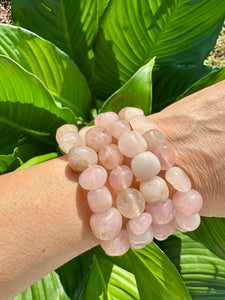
0;153;19;174
0;24;91;118
14;271;69;300
152;64;213;113
97;0;111;19
79;249;139;300
56;250;94;299
96;243;190;300
180;66;225;98
100;58;155;115
16;153;58;171
12;0;98;78
0;55;75;157
158;231;225;299
187;217;225;261
93;0;225;99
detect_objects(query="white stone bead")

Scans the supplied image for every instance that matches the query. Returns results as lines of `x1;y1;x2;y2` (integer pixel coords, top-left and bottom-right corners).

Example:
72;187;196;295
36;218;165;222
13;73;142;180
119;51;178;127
165;167;191;192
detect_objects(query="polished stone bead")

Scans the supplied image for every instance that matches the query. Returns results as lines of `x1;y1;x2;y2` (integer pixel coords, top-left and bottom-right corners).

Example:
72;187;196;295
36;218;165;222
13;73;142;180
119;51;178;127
90;207;122;240
154;144;176;170
146;199;175;225
152;222;176;241
79;165;107;190
109;119;131;139
118;107;144;122
175;213;201;231
131;151;161;180
79;126;94;145
87;186;113;213
127;224;153;248
165;167;191;192
143;129;165;152
68;145;98;172
109;165;133;190
56;124;78;143
139;176;169;203
58;131;83;154
99;144;123;170
127;212;152;235
116;188;145;218
85;126;112;152
94;112;119;129
129;115;154;135
172;189;203;216
118;131;147;158
100;229;130;256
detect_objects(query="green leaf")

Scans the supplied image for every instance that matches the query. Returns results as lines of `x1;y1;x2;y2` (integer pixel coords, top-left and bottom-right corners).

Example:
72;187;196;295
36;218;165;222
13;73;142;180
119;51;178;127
12;0;98;78
0;24;91;118
100;58;155;115
158;231;225;299
16;152;58;170
79;249;139;300
0;55;75;157
13;271;69;300
0;153;19;174
187;217;225;261
180;66;225;98
152;64;213;113
93;0;225;99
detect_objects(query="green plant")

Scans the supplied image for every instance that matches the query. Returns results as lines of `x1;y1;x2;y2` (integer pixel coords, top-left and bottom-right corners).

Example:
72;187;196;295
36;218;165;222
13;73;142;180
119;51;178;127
1;0;225;298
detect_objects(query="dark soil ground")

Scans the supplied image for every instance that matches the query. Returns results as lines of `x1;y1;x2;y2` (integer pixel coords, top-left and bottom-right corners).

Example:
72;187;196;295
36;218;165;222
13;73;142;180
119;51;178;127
0;1;224;67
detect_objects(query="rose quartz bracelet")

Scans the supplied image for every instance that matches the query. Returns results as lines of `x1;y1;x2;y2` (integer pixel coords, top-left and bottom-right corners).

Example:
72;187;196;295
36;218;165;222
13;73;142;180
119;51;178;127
56;107;203;256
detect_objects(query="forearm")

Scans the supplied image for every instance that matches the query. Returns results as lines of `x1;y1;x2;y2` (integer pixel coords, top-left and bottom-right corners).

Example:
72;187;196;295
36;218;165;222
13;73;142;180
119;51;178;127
0;156;98;299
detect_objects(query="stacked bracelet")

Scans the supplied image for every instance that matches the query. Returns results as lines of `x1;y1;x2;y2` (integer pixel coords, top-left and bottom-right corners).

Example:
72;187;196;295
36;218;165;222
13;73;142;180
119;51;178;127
56;107;203;256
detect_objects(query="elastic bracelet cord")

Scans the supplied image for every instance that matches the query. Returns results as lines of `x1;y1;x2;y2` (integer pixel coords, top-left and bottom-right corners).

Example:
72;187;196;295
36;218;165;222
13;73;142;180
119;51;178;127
56;107;203;256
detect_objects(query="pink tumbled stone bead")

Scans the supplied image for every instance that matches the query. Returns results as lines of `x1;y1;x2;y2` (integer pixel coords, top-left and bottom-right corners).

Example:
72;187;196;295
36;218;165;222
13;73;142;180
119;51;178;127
146;199;175;225
166;167;191;192
153;145;176;170
116;188;145;218
79;165;107;190
94;112;119;129
172;189;203;216
90;207;122;240
118;107;144;122
58;131;83;153
140;176;169;203
143;129;165;152
99;144;123;170
68;145;98;172
109;165;133;191
109;119;131;139
118;131;147;158
100;229;130;256
127;225;154;248
152;223;176;241
175;213;201;231
128;212;152;235
129;115;154;135
85;126;112;152
131;151;161;180
56;124;78;143
87;186;113;213
79;126;94;145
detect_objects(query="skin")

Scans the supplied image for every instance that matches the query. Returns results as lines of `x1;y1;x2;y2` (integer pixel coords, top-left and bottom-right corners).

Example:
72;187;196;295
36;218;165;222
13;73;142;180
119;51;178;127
0;80;225;299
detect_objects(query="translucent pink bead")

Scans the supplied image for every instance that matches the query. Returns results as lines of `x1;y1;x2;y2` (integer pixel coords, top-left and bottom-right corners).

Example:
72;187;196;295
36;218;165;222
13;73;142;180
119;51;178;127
116;188;145;218
68;146;98;172
85;126;112;152
143;129;165;152
175;213;201;231
79;165;107;190
139;176;169;203
153;145;176;170
166;167;191;192
129;115;154;135
152;223;176;241
127;225;153;248
94;112;119;129
131;151;161;180
109;165;133;191
99;144;123;170
87;186;113;213
146;199;175;225
79;126;94;145
172;189;203;216
109;120;131;139
100;229;130;256
58;131;83;153
128;212;152;235
118;131;147;158
118;107;144;122
90;207;122;240
56;124;78;143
